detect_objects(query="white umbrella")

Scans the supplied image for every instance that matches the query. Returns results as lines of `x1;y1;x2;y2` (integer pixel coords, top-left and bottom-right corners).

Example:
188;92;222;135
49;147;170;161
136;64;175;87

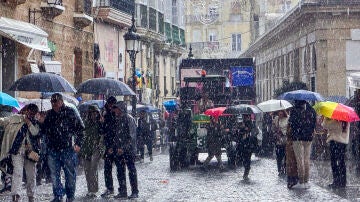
257;99;293;112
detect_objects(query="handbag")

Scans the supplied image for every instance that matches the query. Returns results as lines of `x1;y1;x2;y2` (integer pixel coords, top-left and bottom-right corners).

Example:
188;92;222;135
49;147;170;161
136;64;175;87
26;150;40;162
25;136;40;162
274;118;287;145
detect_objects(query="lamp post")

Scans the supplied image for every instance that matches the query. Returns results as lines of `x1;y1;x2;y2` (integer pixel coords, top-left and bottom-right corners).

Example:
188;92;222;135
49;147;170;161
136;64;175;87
124;13;141;117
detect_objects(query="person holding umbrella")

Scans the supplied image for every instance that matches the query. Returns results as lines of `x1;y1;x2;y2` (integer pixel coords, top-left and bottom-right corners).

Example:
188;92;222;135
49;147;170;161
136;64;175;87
313;101;360;188
272;110;289;176
323;118;349;188
288;100;317;189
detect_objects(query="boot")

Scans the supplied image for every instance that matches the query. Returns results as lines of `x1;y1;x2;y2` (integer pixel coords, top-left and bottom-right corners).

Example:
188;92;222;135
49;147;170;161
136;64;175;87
12;194;20;202
243;169;250;180
28;196;35;202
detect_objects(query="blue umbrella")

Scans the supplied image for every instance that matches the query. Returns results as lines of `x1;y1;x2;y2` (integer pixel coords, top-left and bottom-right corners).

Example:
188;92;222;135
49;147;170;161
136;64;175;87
0;92;20;108
163;100;177;112
278;90;324;101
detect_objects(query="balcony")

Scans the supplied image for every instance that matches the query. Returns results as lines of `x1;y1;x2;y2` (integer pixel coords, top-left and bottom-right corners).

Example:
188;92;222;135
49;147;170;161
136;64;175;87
3;0;26;5
188;42;220;51
94;0;135;27
302;0;360;5
73;0;93;29
40;0;65;19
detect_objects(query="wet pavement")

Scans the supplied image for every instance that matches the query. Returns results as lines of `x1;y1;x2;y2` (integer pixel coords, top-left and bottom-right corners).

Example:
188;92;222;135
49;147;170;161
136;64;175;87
0;148;359;201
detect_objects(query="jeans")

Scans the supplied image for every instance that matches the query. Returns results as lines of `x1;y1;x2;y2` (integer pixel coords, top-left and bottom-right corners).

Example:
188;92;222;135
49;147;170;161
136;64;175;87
48;148;77;200
103;151;127;195
275;145;286;174
123;150;139;195
292;141;312;184
11;152;36;197
329;141;347;186
236;141;252;176
138;137;153;159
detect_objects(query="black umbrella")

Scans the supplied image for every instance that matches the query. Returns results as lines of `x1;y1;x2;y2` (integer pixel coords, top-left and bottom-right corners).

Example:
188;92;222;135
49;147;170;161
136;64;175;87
8;72;76;93
224;104;262;115
76;78;135;96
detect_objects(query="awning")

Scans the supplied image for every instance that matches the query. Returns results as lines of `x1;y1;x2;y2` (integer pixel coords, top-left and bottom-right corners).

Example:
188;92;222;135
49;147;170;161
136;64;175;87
0;17;50;52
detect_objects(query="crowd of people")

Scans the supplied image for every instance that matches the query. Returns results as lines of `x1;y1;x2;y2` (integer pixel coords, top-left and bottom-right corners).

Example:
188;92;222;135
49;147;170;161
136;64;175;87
0;94;352;201
264;100;350;189
0;93;152;201
198;99;350;190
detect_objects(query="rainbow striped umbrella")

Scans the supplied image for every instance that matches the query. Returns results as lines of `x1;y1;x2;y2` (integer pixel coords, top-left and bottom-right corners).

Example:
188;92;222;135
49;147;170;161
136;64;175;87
313;101;360;122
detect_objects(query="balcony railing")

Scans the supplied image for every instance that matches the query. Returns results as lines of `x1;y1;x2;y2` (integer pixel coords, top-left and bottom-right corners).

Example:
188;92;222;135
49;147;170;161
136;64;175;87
185;14;220;24
188;42;220;51
96;0;135;15
301;0;360;5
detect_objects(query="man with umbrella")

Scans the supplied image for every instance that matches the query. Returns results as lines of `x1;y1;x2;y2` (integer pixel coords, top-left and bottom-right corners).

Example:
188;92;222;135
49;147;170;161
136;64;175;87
288;100;316;189
39;93;85;202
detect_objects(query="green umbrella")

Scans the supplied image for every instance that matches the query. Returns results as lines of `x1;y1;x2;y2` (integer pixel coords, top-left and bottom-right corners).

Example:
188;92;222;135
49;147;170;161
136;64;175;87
192;114;210;123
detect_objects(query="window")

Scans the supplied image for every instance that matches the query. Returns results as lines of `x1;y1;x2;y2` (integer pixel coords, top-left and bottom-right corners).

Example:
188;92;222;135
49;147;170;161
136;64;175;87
193;29;201;42
232;33;241;51
209;33;217;42
172;0;178;25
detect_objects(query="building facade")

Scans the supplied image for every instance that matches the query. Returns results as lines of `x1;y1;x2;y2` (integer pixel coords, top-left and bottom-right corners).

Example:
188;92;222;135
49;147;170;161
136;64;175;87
0;0;94;97
135;0;186;108
243;0;360;103
184;0;252;59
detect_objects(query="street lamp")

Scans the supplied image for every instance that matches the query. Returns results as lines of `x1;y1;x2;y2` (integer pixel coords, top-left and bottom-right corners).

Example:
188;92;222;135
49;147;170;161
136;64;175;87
124;13;141;117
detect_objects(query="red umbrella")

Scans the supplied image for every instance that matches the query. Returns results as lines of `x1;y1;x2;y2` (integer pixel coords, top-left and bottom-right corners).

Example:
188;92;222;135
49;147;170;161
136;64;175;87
204;107;227;117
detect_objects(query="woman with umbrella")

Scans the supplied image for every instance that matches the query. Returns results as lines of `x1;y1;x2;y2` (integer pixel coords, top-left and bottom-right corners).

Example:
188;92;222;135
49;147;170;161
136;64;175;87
313;101;359;188
272;110;289;176
323;118;349;188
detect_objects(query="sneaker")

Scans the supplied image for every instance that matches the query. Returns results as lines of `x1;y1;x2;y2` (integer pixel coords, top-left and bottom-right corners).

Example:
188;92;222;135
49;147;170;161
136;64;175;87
12;194;20;202
304;182;310;189
243;175;249;181
292;183;306;189
28;196;35;202
0;186;11;196
150;156;153;161
114;193;128;199
86;192;97;198
101;190;114;198
140;159;144;163
66;198;74;202
128;193;139;199
50;197;63;202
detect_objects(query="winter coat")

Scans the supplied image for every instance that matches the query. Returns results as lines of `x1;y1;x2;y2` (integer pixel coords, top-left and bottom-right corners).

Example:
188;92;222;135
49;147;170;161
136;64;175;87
127;114;137;154
323;119;350;144
288;103;316;142
137;117;151;140
272;116;289;145
81;118;103;159
42;105;85;151
234;119;253;143
104;114;132;151
206;123;222;154
0;114;39;161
